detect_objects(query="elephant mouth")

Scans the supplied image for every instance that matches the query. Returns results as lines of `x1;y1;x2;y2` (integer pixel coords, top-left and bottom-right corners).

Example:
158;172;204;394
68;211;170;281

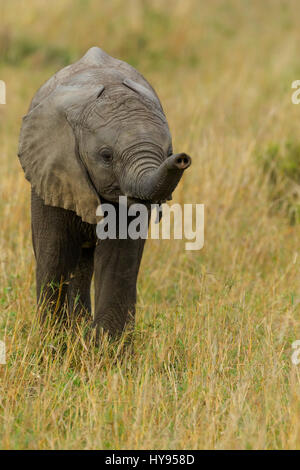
100;190;168;207
99;184;171;206
99;184;123;203
126;195;170;205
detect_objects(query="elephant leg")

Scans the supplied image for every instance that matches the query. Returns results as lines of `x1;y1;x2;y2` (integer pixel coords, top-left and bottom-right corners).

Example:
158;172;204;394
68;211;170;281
93;236;147;338
67;244;95;320
31;189;81;323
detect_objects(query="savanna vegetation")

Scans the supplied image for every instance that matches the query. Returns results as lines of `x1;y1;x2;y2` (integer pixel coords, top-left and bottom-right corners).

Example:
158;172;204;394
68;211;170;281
0;0;300;449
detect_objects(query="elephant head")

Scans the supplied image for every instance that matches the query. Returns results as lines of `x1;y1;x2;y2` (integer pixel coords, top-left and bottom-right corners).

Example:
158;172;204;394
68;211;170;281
18;47;191;224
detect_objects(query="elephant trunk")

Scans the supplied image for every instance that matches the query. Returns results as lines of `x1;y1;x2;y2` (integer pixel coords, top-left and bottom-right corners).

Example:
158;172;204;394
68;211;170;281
124;153;192;203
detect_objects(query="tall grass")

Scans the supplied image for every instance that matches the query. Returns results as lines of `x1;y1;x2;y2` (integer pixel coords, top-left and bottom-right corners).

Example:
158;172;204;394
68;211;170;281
0;0;300;449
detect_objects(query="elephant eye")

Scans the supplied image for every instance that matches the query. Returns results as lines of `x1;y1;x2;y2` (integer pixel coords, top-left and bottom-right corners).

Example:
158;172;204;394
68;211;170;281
99;148;113;165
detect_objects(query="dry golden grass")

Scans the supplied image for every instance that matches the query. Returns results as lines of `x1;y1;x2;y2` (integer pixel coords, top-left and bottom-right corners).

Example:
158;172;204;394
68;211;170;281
0;0;300;449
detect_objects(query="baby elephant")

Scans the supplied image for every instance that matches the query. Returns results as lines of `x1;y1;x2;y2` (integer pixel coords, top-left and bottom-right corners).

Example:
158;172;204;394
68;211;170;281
18;47;191;337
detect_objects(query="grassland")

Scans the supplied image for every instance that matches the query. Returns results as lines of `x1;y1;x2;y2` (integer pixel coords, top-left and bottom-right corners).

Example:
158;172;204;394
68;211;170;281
0;0;300;449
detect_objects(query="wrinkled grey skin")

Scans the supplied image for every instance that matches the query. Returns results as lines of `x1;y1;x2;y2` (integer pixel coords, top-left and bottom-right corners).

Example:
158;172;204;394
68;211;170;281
18;47;191;337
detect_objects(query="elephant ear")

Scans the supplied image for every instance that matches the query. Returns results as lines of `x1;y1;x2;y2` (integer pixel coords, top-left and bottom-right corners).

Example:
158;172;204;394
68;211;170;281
122;78;163;112
18;85;104;224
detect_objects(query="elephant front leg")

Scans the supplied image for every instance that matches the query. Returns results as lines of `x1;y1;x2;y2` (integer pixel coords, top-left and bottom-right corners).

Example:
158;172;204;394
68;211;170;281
67;245;95;321
35;250;79;325
31;189;81;324
93;236;146;338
